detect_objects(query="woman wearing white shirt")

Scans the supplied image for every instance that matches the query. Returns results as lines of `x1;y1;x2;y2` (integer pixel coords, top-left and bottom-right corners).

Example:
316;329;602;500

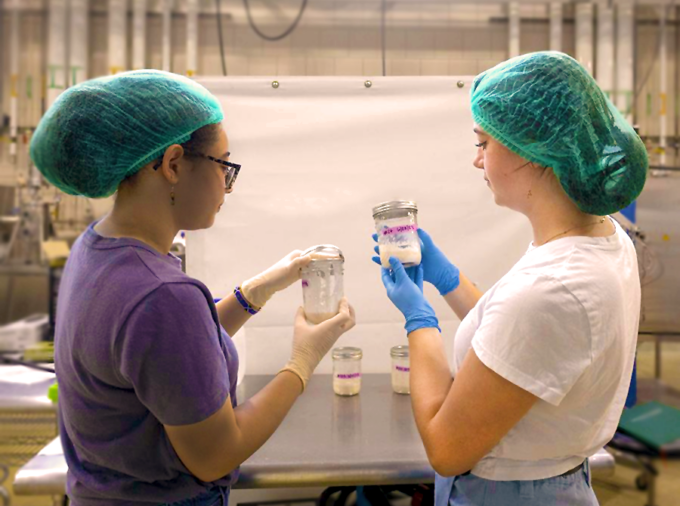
375;51;647;505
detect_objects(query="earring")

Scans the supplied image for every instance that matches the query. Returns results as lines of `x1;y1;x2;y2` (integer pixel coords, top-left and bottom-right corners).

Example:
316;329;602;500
170;187;175;206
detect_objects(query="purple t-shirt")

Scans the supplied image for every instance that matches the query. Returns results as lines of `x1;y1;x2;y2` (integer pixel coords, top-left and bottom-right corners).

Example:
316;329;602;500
55;223;239;505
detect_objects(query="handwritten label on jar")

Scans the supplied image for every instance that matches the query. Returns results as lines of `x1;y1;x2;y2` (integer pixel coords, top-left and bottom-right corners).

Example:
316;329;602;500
336;373;362;379
395;366;410;372
381;224;418;236
302;280;309;287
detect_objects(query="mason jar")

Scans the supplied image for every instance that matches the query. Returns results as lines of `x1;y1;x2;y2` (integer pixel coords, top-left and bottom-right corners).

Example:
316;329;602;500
332;347;362;396
372;200;421;268
390;345;410;394
300;245;344;324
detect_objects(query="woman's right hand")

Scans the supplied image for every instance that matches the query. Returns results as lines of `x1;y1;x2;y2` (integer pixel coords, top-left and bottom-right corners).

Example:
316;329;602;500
281;298;356;391
372;229;460;296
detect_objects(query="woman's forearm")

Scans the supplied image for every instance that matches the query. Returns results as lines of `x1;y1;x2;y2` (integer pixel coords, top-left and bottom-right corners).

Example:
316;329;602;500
216;293;254;336
443;273;483;320
407;327;453;437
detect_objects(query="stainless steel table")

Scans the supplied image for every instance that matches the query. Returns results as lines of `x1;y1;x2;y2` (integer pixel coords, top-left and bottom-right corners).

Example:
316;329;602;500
13;374;615;496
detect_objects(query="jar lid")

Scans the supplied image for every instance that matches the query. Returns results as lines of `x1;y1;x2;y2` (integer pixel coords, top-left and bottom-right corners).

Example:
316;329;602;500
390;345;409;358
302;244;344;262
332;346;362;359
372;200;418;218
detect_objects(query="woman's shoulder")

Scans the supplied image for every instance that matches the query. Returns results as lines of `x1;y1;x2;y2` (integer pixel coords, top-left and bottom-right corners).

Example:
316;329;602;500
69;228;213;317
494;232;638;319
489;269;585;315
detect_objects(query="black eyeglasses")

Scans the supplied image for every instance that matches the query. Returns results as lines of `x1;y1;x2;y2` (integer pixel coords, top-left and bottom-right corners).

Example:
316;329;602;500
153;151;242;191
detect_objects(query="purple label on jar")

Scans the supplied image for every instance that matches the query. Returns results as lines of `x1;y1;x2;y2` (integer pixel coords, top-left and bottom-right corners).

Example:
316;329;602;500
381;224;418;236
302;280;309;287
336;373;362;379
395;366;410;372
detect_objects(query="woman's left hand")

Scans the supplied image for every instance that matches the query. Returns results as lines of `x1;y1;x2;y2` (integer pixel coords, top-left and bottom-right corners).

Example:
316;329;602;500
381;257;440;334
241;250;313;309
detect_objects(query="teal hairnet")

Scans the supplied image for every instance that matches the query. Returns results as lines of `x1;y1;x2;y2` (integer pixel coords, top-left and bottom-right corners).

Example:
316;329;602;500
471;51;648;216
30;70;224;198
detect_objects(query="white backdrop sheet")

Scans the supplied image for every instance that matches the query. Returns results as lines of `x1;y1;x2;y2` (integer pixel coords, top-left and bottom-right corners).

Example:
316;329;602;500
187;76;532;375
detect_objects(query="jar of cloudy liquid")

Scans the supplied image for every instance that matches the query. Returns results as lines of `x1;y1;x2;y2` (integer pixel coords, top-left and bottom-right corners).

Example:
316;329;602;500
300;245;344;324
390;345;410;394
372;201;422;268
332;347;362;396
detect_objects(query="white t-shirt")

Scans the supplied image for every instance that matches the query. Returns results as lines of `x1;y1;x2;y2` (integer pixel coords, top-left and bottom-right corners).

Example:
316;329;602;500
453;219;640;481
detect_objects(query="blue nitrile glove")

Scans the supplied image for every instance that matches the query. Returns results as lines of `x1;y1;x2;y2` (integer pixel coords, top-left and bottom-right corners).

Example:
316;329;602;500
372;228;460;295
381;257;440;334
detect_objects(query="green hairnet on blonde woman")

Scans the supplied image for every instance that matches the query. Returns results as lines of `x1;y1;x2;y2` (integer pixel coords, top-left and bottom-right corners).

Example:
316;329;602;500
471;51;648;215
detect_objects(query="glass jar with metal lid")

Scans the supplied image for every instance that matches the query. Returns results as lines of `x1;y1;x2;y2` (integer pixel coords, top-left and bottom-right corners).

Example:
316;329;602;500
332;346;362;396
372;200;421;269
300;244;344;324
390;345;410;394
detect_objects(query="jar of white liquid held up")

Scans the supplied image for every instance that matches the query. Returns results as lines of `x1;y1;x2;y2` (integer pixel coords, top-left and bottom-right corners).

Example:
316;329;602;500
300;245;345;324
372;201;422;269
332;347;362;396
390;345;410;394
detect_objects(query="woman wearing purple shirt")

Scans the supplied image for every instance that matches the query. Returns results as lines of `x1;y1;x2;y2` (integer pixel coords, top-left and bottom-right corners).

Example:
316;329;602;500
30;70;356;506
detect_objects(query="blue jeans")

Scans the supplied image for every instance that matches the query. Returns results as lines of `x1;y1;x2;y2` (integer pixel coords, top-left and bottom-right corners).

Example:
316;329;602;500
164;487;230;506
435;461;599;506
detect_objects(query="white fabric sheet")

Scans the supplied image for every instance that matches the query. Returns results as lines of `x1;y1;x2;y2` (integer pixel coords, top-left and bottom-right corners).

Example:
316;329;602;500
187;76;532;374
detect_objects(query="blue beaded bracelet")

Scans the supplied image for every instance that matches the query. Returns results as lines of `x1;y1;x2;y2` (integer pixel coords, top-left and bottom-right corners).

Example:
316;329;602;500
234;286;260;315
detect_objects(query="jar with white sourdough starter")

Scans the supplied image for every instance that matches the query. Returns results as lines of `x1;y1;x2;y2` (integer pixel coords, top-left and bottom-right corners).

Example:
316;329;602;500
390;345;410;394
332;347;362;396
372;201;421;268
300;245;344;324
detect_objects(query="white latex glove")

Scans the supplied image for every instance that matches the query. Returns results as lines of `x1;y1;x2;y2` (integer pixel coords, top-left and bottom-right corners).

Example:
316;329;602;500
280;297;356;392
241;250;313;309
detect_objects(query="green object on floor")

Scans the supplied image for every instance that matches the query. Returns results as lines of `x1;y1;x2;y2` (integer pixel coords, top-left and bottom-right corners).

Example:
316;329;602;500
619;401;680;451
48;382;58;404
